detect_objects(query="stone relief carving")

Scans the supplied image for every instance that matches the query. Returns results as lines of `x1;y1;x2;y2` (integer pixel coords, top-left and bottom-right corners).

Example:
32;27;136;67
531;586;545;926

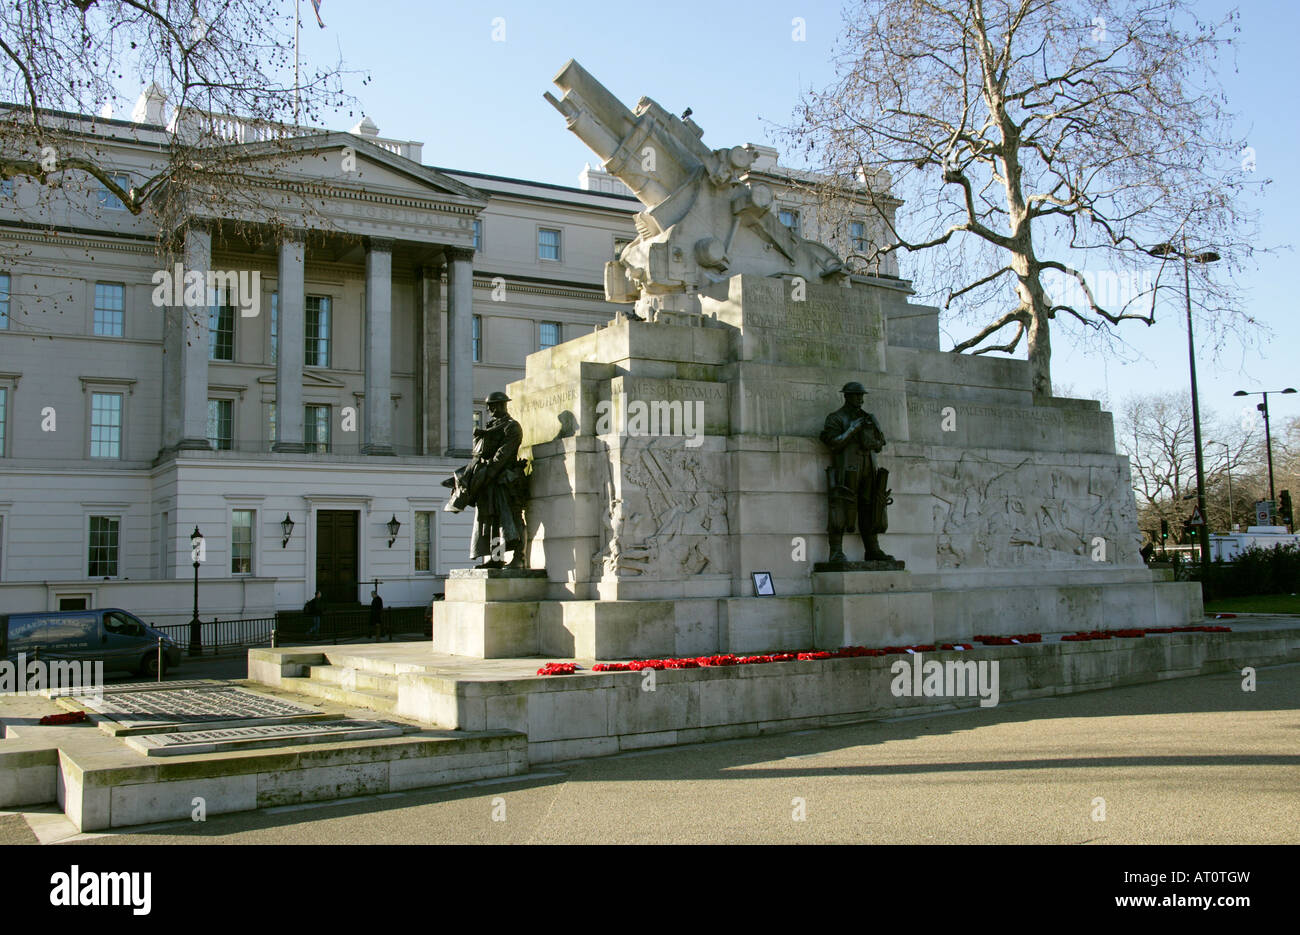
931;454;1141;569
593;440;730;578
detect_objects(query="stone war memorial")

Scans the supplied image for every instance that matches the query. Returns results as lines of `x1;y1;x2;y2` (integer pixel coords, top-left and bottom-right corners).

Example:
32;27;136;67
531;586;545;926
433;59;1203;661
10;61;1273;833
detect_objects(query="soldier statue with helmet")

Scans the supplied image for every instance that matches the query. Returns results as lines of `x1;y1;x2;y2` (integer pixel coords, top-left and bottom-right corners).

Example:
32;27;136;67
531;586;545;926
820;381;899;566
441;391;529;568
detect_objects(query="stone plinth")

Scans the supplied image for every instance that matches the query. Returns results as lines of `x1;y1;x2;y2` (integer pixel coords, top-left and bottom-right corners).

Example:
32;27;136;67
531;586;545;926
434;569;550;658
446;568;548;603
422;271;1204;661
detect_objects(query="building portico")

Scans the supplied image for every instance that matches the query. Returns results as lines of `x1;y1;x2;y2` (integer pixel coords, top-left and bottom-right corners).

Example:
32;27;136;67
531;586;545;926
159;131;490;463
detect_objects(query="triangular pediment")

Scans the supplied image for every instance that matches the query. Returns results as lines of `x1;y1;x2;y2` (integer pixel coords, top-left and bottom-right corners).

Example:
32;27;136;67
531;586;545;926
226;131;488;207
257;370;348;390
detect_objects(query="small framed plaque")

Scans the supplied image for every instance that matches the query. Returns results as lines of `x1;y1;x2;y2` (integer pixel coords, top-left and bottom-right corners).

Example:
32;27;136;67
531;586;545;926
751;571;776;596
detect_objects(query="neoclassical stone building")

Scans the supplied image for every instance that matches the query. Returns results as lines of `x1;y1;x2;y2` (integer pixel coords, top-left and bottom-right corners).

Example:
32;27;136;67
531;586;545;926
0;93;901;623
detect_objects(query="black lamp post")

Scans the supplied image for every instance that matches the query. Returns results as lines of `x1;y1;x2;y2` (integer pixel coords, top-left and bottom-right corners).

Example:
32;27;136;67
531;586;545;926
1149;239;1219;578
1232;387;1297;519
189;525;203;657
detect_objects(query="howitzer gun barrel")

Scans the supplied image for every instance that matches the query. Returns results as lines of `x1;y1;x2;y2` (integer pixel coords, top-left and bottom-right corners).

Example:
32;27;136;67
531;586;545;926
546;59;637;161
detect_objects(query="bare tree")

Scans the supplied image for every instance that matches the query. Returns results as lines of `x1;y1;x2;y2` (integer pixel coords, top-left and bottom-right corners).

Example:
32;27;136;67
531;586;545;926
1116;392;1258;539
0;0;354;226
790;0;1265;395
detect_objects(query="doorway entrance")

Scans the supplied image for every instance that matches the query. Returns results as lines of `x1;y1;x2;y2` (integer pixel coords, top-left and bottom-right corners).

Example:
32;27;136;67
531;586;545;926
315;510;359;605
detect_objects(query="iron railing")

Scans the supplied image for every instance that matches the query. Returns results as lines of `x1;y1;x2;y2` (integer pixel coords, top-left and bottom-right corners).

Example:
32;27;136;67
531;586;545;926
154;606;429;655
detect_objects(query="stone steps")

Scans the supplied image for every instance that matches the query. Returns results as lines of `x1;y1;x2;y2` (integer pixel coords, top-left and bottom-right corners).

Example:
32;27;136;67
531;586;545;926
280;676;400;715
308;664;399;694
321;650;434;677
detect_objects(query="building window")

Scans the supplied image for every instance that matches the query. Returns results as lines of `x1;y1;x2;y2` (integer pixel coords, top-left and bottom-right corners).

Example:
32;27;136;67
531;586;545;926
267;403;276;445
415;511;433;572
472;314;482;362
88;516;120;577
473;219;482;251
613;238;631;260
539;321;560;350
231;510;254;574
207;399;233;450
538;228;561;261
96;173;131;211
0;273;9;329
209;300;234;361
93;282;125;337
305;295;331;367
89;393;123;458
849;220;868;253
0;387;7;457
305;404;330;453
270;292;278;364
778;209;801;237
472;409;482;430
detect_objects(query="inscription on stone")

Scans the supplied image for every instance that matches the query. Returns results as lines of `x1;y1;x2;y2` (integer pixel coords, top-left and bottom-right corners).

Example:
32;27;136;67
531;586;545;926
908;399;1060;423
46;678;222;699
516;387;579;413
84;686;320;729
123;720;402;757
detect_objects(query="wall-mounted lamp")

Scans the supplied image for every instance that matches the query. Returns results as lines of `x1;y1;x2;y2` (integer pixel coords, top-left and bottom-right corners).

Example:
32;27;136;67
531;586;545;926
280;513;295;548
387;514;401;548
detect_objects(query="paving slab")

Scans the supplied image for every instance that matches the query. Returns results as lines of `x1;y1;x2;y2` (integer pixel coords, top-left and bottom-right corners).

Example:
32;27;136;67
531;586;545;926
122;720;406;757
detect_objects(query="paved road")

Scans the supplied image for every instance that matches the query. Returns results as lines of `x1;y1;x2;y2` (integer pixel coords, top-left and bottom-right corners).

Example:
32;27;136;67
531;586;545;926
42;662;1297;845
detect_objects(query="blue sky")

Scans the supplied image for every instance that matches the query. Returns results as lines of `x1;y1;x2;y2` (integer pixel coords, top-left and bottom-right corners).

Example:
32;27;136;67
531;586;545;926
296;0;1298;428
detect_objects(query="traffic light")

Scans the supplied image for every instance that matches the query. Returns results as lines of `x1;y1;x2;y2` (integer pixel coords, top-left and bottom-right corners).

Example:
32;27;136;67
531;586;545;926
1281;490;1294;527
1160;519;1169;541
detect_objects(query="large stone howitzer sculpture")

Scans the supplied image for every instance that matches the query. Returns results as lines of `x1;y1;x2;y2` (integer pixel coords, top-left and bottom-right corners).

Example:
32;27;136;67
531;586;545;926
545;59;846;321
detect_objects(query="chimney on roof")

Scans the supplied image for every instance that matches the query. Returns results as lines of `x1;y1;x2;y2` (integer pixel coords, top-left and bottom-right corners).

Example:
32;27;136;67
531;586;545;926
350;115;380;137
132;83;167;125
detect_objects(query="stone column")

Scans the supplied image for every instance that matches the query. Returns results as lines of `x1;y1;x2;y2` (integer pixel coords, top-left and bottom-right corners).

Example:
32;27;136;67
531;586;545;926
272;232;306;452
445;246;475;457
362;237;395;455
166;223;211;451
415;263;444;456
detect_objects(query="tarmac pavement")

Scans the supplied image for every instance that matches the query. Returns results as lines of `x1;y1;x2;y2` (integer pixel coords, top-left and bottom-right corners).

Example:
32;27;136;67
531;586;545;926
24;660;1297;845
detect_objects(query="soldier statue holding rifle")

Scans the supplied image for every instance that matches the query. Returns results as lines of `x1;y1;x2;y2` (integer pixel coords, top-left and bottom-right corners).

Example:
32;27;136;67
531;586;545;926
820;381;898;566
441;391;529;568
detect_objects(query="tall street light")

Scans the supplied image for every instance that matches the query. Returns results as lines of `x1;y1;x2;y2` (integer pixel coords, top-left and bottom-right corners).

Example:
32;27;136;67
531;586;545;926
1232;387;1298;518
1149;239;1219;578
189;525;204;657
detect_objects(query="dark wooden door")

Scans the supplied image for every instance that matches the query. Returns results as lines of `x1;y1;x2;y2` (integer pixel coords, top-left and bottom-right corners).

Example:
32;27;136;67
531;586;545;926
316;510;358;605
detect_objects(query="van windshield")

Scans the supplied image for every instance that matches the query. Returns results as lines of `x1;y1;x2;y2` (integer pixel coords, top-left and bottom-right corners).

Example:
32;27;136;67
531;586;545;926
104;612;144;637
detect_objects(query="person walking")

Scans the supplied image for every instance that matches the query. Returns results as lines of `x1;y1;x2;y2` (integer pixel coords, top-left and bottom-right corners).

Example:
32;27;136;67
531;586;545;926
369;589;384;640
304;589;325;636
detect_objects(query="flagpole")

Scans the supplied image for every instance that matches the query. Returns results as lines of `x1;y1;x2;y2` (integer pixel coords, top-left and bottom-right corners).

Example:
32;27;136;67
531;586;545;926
293;0;301;126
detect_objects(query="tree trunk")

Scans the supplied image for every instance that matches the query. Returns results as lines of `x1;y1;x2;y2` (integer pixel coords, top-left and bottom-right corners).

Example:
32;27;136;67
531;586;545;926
1026;300;1052;398
1012;255;1053;397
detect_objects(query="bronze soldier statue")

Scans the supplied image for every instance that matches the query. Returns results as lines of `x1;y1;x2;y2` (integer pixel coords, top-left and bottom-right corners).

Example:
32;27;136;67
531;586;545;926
442;391;529;568
821;381;896;564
